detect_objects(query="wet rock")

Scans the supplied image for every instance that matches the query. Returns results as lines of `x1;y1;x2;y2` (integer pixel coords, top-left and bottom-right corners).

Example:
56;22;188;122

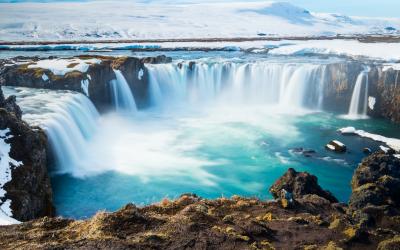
291;147;317;157
363;147;372;155
325;140;346;153
270;168;338;203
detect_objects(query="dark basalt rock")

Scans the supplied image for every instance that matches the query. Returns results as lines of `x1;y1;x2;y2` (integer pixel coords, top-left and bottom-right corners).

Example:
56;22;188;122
0;89;54;221
0;55;171;112
269;168;339;203
349;152;400;226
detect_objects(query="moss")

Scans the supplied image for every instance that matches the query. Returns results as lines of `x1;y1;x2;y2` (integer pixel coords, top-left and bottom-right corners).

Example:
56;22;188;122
281;198;289;208
64;71;83;79
323;241;343;250
342;227;357;239
377;236;400;250
66;62;79;68
260;240;275;250
303;245;318;250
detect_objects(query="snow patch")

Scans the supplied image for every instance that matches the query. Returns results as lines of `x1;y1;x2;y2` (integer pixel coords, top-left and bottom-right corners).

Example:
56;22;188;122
368;96;376;110
383;63;400;71
339;127;400;152
28;58;101;76
138;68;144;80
0;128;23;225
41;73;49;81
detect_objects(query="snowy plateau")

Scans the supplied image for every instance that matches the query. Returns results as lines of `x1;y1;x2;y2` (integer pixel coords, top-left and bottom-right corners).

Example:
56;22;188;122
0;1;399;42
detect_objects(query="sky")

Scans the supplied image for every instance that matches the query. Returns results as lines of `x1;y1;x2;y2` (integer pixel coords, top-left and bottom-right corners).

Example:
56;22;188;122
0;0;398;18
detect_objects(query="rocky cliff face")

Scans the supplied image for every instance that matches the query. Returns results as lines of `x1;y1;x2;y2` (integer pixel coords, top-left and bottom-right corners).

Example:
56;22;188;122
0;55;171;112
1;56;400;123
0;88;54;222
368;68;400;123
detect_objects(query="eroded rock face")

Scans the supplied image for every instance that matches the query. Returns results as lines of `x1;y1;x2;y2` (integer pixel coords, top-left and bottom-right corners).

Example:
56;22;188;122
349;152;400;227
368;68;400;123
0;55;172;112
269;168;339;203
0;88;54;221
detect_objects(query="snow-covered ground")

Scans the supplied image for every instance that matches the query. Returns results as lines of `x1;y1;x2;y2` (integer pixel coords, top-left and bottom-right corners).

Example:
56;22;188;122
27;58;101;75
0;1;399;42
0;128;22;225
339;127;400;152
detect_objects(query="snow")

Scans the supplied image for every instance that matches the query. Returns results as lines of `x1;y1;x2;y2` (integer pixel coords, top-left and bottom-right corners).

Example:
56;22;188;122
332;140;345;147
0;208;20;226
326;144;335;151
138;69;144;80
0;128;22;225
81;79;89;96
339;127;356;134
339;127;400;152
0;1;399;42
41;73;49;81
382;63;400;71
27;58;101;76
368;96;376;110
268;40;400;61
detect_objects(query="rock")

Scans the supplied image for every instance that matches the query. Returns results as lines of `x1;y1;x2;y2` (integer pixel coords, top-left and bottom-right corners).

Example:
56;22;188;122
363;147;372;154
0;89;54;221
325;140;346;153
291;147;317;157
338;127;356;135
349;152;400;226
269;168;338;203
377;236;400;250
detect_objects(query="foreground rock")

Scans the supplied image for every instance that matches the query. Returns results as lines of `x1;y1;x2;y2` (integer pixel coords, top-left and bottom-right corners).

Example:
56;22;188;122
349;152;400;228
269;168;338;203
2;163;400;249
0;88;54;221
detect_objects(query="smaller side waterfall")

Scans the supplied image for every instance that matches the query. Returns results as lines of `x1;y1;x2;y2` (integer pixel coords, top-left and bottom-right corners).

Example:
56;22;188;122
110;70;137;112
347;68;369;119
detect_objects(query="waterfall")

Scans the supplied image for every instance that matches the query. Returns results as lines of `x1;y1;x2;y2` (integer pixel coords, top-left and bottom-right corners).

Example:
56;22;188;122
2;87;100;175
146;61;326;111
347;68;369;119
110;69;137;113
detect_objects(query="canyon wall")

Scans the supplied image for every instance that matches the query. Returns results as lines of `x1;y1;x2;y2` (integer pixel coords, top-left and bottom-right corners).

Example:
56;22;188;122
0;88;54;221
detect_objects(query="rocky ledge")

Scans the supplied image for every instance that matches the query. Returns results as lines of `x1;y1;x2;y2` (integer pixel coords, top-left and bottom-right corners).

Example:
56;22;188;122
0;152;399;250
0;55;171;112
0;88;54;222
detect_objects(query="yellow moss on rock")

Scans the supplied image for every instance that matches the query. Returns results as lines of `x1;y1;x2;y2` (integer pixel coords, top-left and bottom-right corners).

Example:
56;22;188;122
377;236;400;250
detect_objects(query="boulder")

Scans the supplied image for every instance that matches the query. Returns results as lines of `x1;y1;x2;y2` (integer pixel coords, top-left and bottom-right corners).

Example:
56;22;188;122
269;168;338;203
349;152;400;226
325;140;346;153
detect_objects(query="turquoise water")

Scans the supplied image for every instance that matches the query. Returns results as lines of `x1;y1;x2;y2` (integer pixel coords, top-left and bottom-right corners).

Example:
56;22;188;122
51;109;398;219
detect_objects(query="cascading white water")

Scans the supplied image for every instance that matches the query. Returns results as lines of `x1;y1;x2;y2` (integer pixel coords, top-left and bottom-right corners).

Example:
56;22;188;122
2;87;100;174
110;69;137;112
347;68;369;119
146;61;326;111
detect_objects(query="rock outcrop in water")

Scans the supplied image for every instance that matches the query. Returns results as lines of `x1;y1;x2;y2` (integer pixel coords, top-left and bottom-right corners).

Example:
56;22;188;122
1;158;400;249
0;88;54;221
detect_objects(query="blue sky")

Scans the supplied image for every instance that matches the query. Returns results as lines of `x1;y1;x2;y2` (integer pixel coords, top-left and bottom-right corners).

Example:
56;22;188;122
0;0;399;18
